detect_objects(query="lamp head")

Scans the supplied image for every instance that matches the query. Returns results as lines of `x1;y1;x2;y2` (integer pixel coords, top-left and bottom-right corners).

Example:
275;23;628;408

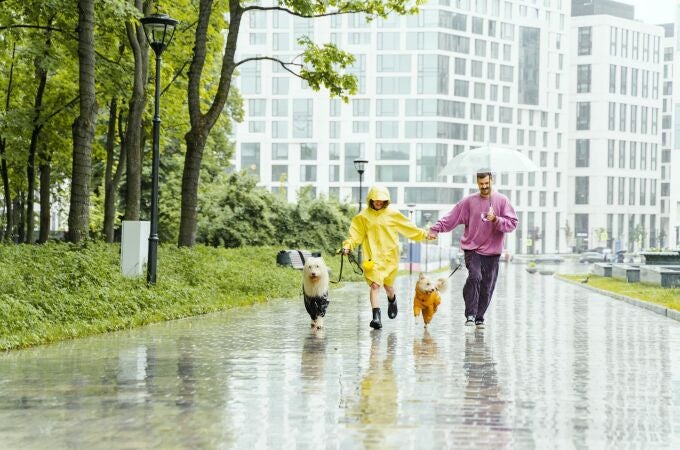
140;13;179;55
353;158;368;175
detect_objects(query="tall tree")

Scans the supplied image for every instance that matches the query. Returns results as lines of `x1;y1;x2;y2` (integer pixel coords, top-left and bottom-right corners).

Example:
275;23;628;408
0;42;16;241
177;0;420;247
123;0;151;221
26;19;53;243
67;0;97;243
103;97;127;242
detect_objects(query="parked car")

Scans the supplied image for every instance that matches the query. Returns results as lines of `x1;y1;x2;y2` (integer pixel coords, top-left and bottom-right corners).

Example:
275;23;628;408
579;251;606;263
586;247;612;261
532;254;564;264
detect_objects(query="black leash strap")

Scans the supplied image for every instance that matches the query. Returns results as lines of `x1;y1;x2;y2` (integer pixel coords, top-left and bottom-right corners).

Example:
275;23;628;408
447;263;463;279
330;251;363;284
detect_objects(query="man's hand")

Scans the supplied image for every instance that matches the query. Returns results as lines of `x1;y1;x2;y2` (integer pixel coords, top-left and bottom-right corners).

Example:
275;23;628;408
485;206;497;223
426;231;438;240
341;247;351;255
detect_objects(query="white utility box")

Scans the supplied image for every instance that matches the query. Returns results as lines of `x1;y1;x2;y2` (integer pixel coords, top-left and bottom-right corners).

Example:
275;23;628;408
121;220;150;277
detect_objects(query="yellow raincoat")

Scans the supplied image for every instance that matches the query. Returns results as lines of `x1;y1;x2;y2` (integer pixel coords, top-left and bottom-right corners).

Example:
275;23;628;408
343;186;427;286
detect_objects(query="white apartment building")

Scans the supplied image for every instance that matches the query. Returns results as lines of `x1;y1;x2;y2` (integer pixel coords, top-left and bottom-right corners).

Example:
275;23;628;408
569;1;664;253
233;0;570;254
661;22;677;248
661;2;680;249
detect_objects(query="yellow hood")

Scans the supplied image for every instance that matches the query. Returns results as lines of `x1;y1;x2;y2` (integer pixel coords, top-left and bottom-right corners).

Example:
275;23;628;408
366;185;390;208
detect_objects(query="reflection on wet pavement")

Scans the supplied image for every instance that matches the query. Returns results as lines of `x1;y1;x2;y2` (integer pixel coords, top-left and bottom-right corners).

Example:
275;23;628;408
0;262;679;448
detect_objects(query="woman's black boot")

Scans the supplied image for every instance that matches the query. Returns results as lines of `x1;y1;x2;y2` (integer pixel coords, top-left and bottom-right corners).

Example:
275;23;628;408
387;295;398;319
370;308;382;329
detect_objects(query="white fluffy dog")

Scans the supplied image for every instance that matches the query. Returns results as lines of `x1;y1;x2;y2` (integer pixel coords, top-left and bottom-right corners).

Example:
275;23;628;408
302;257;330;329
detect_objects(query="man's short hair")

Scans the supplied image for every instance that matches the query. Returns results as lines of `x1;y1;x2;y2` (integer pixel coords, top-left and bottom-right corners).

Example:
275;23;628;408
476;172;493;180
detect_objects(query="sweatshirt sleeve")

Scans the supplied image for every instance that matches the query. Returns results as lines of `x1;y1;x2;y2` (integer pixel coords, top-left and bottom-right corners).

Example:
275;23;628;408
342;215;365;250
494;198;518;233
429;201;467;234
392;211;428;241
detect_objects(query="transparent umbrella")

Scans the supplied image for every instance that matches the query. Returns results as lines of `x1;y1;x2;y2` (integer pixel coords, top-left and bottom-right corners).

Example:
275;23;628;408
439;145;539;176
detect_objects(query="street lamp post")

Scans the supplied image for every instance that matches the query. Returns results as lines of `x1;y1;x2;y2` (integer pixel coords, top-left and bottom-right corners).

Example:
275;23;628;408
354;159;368;265
140;13;178;285
407;203;416;275
423;212;432;272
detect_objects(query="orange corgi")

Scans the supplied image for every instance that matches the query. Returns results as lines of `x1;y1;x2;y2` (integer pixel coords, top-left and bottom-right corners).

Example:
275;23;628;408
413;273;447;328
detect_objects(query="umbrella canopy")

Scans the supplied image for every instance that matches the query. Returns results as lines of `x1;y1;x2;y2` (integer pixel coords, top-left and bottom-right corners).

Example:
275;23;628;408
439;145;539;176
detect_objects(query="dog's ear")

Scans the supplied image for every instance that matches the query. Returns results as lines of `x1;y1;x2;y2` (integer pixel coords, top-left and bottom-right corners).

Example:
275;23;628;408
418;272;425;280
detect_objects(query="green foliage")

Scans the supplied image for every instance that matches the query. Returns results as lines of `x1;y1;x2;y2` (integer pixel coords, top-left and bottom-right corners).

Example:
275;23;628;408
558;274;680;312
0;243;305;350
196;172;354;254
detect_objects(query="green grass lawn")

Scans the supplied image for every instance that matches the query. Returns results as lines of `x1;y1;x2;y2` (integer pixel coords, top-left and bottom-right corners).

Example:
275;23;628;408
558;274;680;312
0;243;362;351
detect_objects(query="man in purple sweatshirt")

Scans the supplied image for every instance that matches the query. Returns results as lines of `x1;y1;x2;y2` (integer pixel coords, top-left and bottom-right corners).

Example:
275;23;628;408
427;172;518;329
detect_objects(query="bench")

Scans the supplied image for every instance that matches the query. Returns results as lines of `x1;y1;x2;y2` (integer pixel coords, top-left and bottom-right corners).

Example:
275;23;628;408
611;264;640;283
276;249;321;269
592;263;612;277
640;265;680;288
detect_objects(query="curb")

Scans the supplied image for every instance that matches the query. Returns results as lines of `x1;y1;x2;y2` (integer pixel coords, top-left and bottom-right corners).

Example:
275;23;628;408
556;276;680;322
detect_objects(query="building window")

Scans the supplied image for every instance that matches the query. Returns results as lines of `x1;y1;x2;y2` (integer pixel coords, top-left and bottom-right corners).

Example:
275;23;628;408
575;140;589;168
576;102;590;130
300;143;317;160
377;143;409;160
518;26;540;105
328;165;340;182
241;143;261;181
292;99;312;138
607;177;614;205
575;176;589;205
300;165;317;182
629;178;636;205
577;64;591;93
416;143;447;182
620;66;627;95
609;65;616;94
376;165;409;182
618;141;626;169
608;102;616;131
272;165;288;183
618;177;625;205
607;140;615;168
578;27;592;56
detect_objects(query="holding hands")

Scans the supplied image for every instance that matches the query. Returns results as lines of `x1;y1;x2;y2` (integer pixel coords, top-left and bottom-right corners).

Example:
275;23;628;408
426;230;437;240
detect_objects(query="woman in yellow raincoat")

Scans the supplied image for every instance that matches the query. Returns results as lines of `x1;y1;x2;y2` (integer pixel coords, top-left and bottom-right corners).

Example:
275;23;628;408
342;186;429;329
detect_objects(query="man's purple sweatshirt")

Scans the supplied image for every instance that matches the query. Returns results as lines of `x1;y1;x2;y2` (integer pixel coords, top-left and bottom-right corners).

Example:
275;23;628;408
429;192;518;256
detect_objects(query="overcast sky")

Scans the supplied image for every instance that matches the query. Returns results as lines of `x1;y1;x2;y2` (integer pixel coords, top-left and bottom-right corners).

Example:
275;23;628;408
623;0;676;26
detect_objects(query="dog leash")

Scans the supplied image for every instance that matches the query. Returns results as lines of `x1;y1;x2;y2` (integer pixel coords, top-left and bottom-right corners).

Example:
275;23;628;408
447;263;463;279
330;250;363;284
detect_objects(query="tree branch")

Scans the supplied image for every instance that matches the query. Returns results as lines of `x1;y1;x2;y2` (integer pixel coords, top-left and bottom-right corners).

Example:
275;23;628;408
0;24;68;33
161;59;190;97
235;56;303;78
242;5;374;19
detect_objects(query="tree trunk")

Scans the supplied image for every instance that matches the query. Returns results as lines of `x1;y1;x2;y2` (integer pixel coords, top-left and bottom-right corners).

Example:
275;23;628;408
26;58;48;243
103;98;127;242
178;0;242;247
0;139;11;242
67;0;98;243
1;42;16;241
38;157;51;243
123;0;150;221
15;194;25;243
